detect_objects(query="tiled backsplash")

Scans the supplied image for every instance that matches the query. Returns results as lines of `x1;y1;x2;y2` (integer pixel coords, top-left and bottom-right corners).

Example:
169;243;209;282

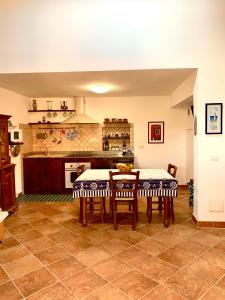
20;123;133;153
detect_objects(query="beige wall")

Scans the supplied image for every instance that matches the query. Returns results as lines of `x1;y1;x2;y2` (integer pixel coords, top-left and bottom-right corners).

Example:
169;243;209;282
0;87;30;195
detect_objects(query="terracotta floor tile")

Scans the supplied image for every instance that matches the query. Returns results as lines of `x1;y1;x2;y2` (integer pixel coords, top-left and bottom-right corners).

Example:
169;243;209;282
85;229;113;245
0;244;29;264
115;245;151;267
91;257;132;281
47;256;85;280
15;229;43;243
24;236;56;253
7;222;34;235
158;247;195;268
76;245;111;267
165;269;211;299
0;265;10;284
175;239;208;257
141;284;185;300
26;283;76;300
113;269;158;299
98;238;131;255
60;237;92;255
31;218;55;229
214;240;225;251
62;269;106;298
152;231;185;247
84;283;131;300
47;229;78;243
136;224;164;237
21;212;46;222
13;267;57;297
16;208;37;216
0;281;22;299
200;286;225;300
185;257;225;284
0;236;20;250
189;231;222;247
202;248;225;269
201;228;225;238
135;256;179;283
119;230;147;245
136;238;170;256
34;245;68;265
168;224;197;238
3;254;42;280
216;275;225;290
48;212;74;223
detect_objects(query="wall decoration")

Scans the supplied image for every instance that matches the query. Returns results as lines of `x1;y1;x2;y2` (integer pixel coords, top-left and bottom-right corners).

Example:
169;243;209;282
205;103;223;134
148;121;164;143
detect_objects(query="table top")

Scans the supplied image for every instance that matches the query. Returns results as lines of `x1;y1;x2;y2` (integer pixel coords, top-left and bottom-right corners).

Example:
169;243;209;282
75;169;176;182
73;169;178;198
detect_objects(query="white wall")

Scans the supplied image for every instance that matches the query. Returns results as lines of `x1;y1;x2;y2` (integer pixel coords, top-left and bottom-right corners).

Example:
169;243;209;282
0;87;30;195
86;96;189;184
0;0;225;221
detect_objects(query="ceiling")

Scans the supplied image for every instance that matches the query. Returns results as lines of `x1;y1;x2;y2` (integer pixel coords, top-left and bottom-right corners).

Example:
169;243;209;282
0;68;195;98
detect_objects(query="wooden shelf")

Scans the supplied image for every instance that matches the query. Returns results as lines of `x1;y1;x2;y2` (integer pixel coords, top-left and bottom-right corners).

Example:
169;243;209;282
103;137;130;140
29;122;60;125
28;110;75;112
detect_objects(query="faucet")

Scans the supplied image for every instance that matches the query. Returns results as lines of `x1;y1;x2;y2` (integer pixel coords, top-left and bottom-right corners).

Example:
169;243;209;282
42;146;49;156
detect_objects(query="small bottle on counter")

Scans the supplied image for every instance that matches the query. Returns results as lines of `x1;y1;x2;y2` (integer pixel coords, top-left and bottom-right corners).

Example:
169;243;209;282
122;141;127;155
103;137;109;151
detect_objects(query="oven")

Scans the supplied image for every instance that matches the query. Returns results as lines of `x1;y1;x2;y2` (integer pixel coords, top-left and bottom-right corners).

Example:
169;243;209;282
65;162;91;188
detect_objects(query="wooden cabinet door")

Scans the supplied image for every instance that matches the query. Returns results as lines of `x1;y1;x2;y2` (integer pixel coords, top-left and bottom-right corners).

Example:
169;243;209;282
23;158;62;194
0;165;16;210
41;158;62;194
23;158;42;194
92;158;112;169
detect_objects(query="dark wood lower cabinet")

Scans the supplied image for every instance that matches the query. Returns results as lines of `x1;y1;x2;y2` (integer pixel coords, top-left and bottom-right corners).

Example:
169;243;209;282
23;158;62;194
0;164;16;211
23;156;134;194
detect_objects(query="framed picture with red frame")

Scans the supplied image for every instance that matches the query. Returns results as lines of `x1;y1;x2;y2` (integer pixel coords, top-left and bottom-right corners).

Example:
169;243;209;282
148;121;164;144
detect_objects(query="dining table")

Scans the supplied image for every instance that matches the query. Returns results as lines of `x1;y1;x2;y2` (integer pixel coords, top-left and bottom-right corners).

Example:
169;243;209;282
73;169;178;227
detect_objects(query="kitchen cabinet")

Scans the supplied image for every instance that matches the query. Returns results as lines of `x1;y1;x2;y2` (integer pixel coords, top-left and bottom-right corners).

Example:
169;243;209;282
0;164;16;210
0;114;16;211
23;158;62;194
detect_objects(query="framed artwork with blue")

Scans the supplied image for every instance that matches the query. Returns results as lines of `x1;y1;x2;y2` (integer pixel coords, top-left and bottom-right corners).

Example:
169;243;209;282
205;103;223;134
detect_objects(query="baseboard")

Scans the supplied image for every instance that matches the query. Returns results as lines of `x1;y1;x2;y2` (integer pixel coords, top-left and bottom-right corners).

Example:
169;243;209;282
192;215;225;228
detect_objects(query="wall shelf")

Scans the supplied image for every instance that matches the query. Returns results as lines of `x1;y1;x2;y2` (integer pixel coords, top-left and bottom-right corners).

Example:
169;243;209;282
28;110;75;112
29;122;60;125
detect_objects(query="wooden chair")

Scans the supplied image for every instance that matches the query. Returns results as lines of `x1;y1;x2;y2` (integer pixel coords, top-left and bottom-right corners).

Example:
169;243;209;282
147;164;177;223
109;170;140;230
78;165;106;223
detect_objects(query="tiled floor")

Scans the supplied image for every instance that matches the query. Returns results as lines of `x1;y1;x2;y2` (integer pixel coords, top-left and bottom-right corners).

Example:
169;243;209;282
1;189;225;299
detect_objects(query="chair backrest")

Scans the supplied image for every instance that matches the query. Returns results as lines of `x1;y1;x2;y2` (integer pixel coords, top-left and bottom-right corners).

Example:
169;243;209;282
76;165;85;177
167;164;177;178
109;171;140;199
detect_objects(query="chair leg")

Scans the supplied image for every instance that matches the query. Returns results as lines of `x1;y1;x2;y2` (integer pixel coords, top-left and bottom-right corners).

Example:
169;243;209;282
158;197;163;213
103;197;106;215
100;198;104;223
132;209;136;231
147;197;152;223
171;197;175;223
89;197;94;213
146;197;149;215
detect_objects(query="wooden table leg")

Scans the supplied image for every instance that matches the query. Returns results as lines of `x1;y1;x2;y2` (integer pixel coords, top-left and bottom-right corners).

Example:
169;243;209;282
163;196;170;227
79;197;83;223
82;197;87;227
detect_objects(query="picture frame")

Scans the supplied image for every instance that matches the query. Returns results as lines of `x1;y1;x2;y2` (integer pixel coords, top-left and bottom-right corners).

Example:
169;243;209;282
148;121;164;143
205;103;223;134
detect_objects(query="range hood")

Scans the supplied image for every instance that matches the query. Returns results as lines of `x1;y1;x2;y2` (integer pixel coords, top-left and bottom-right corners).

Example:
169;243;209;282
62;96;97;123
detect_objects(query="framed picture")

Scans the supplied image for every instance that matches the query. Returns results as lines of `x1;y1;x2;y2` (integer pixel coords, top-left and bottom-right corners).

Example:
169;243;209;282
148;121;164;143
205;103;223;134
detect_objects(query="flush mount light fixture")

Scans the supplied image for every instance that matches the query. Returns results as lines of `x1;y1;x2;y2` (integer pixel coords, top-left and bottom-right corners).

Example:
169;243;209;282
90;84;110;94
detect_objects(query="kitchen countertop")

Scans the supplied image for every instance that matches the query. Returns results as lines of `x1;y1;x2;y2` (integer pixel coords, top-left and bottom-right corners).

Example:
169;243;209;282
23;151;134;159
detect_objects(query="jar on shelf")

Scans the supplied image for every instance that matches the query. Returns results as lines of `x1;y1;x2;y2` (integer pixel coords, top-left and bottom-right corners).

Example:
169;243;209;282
46;101;53;110
32;99;37;111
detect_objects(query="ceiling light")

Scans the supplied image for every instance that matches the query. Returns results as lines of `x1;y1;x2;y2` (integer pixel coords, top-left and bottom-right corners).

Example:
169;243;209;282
90;85;110;94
